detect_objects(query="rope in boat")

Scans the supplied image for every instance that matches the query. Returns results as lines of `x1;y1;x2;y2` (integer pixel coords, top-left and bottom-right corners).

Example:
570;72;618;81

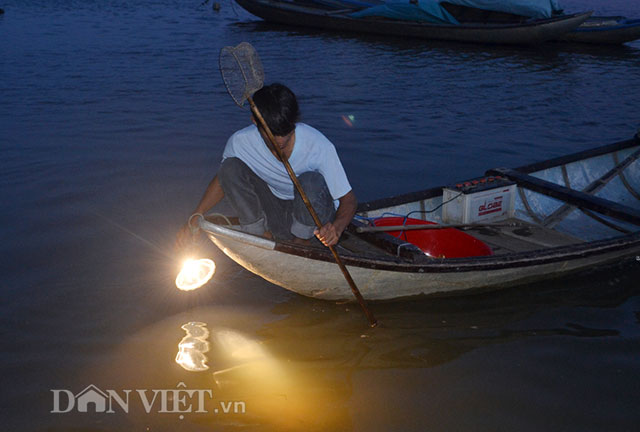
355;191;464;240
206;212;233;226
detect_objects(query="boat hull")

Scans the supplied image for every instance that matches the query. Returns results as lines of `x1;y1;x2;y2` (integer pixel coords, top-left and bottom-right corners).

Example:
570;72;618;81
235;0;591;45
203;221;640;301
199;134;640;301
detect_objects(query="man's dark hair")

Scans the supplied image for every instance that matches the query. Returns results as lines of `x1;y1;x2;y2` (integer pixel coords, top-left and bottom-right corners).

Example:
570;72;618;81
252;83;300;136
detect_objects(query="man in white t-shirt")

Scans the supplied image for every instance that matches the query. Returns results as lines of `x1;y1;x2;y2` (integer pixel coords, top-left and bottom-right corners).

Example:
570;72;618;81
177;83;357;247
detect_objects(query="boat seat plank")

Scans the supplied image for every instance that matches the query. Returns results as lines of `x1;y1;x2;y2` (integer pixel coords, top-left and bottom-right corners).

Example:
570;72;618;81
462;218;583;255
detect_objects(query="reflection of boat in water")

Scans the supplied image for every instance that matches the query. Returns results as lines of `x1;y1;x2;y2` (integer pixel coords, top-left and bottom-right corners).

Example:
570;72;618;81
194;270;638;429
72;265;638;431
168;273;633;429
199;134;640;301
256;266;637;368
174;263;637;376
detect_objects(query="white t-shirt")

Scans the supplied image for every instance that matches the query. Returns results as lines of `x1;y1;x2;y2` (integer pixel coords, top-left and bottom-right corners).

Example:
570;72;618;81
222;123;352;201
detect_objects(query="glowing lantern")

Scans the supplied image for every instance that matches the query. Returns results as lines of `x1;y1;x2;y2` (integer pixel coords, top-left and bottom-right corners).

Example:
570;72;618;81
175;258;216;291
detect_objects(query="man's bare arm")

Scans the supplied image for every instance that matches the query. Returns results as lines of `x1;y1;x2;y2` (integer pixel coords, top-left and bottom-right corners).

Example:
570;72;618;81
314;190;357;247
176;175;225;249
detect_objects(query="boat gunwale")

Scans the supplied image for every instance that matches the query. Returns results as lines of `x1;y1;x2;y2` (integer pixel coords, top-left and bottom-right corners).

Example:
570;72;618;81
201;219;276;250
574;17;640;33
199;217;640;273
271;230;640;273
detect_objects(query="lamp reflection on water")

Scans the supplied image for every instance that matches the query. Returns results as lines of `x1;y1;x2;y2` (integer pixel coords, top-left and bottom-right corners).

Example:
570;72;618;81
211;329;286;393
175;322;210;372
173;320;350;430
215;329;266;361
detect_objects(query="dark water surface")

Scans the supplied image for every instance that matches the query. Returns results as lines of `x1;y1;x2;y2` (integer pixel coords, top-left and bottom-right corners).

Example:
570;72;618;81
1;1;640;430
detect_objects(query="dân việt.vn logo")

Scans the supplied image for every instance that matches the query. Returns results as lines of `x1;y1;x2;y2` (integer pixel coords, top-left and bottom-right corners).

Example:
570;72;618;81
51;382;245;418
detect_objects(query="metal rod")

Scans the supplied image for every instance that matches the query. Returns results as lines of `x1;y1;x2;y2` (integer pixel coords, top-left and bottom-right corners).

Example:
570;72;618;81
356;222;521;233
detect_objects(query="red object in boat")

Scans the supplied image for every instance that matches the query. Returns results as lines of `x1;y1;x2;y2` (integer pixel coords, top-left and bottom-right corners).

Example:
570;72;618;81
372;217;493;258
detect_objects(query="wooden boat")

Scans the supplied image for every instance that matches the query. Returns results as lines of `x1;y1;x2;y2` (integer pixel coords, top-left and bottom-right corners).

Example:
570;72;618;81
558;16;640;45
198;132;640;301
234;0;592;45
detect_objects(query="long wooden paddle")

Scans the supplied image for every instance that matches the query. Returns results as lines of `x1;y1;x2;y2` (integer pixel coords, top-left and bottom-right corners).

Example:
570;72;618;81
219;42;377;327
356;222;523;233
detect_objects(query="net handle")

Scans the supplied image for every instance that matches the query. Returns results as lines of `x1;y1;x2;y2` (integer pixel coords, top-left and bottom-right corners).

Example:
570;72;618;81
248;97;376;327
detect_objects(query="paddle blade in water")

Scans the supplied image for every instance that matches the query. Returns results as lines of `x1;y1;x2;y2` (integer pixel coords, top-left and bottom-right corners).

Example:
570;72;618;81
219;42;264;107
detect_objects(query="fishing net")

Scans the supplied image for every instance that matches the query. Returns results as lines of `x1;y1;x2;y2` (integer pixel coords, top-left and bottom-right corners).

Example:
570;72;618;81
219;42;264;107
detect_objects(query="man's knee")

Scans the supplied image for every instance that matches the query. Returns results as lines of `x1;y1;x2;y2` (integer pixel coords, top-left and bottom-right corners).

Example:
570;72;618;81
295;172;335;224
298;171;327;196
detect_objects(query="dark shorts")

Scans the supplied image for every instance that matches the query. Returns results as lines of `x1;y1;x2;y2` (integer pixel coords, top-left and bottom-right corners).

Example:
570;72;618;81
218;157;336;241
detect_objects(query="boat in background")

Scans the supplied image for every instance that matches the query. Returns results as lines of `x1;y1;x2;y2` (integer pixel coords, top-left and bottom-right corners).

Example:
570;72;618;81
234;0;592;45
199;132;640;301
245;0;640;45
557;16;640;44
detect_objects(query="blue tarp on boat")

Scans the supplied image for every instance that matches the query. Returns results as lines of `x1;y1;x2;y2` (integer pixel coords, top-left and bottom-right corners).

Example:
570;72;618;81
447;0;561;18
350;0;459;24
350;0;562;24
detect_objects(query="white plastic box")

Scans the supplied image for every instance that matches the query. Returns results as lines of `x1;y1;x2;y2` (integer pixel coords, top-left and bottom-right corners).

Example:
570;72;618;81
442;182;516;224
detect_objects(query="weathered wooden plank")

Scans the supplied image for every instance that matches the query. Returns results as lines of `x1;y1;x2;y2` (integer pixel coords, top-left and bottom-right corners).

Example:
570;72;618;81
543;147;640;227
487;167;640;226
